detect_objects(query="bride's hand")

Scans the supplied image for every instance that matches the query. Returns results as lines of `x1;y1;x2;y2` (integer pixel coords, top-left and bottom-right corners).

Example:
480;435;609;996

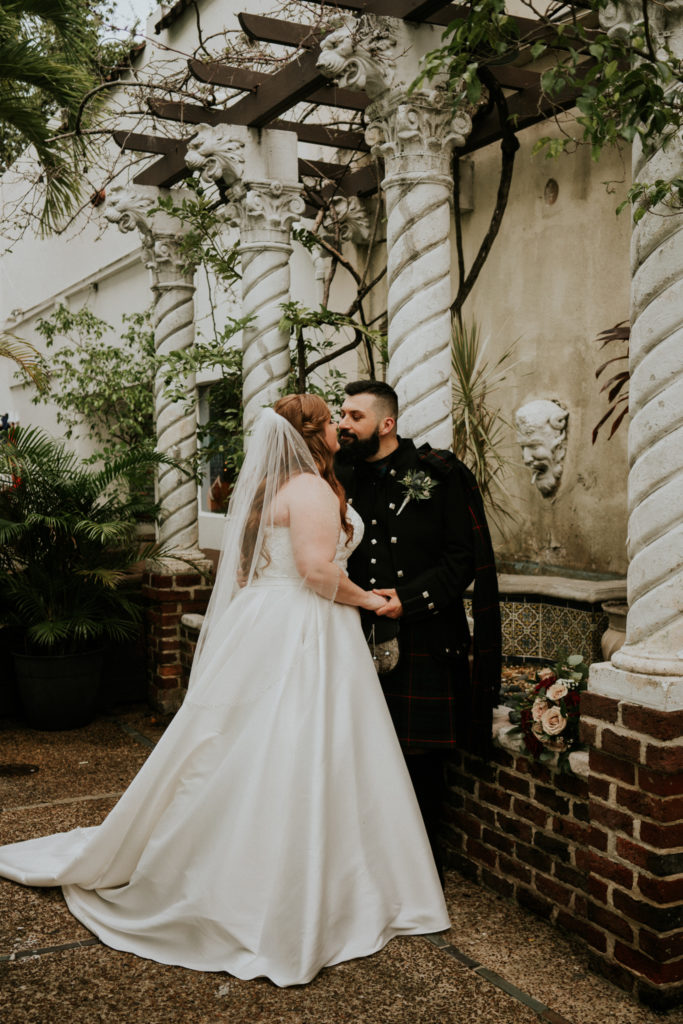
362;591;388;613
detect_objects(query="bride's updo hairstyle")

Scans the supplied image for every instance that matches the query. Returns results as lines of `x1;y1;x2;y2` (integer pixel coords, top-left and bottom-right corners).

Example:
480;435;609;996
273;394;352;541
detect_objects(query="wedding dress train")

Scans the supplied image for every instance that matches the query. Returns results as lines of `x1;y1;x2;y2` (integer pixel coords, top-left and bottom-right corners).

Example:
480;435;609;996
0;507;449;986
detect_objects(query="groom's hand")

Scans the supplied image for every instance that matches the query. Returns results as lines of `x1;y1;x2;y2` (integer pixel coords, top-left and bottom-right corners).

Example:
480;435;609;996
372;588;403;619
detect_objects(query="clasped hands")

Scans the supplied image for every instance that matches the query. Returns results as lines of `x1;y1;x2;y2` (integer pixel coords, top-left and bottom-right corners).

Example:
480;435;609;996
369;588;402;619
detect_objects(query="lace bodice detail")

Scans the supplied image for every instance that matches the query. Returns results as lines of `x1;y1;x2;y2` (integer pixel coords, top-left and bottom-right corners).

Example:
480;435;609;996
257;505;364;581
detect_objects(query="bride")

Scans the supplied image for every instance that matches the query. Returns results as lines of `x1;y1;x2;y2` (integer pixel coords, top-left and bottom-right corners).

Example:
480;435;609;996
0;394;449;987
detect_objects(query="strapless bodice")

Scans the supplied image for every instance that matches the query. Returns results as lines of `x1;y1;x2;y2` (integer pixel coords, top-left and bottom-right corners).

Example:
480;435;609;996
256;505;364;582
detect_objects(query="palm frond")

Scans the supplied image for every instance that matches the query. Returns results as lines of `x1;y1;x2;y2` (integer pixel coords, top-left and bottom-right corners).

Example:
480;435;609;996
0;331;47;389
451;319;518;532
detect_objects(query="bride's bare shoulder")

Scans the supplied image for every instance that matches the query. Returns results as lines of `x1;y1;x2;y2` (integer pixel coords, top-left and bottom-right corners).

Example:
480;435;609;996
271;473;336;524
281;473;334;503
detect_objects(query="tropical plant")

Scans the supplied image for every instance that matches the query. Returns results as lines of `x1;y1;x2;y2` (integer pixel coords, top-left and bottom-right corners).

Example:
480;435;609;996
0;0;109;230
592;320;630;443
451;319;516;527
0;425;174;656
0;331;46;389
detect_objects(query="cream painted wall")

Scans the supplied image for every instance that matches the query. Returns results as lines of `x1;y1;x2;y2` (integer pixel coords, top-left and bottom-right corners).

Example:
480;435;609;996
461;119;631;577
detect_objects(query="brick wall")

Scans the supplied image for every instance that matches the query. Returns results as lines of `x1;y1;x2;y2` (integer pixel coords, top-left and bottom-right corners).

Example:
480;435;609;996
442;694;683;1011
142;567;213;713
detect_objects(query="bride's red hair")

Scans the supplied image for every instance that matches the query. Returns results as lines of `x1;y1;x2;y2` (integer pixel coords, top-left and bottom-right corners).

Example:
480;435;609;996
273;394;352;541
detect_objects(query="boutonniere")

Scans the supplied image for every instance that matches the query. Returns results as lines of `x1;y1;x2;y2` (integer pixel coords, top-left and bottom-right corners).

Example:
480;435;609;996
396;470;438;516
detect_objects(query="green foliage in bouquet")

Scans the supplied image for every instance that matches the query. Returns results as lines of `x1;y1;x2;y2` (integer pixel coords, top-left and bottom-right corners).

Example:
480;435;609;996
506;652;590;771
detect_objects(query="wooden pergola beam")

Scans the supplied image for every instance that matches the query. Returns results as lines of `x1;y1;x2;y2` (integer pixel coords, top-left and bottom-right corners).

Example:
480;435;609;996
187;60;266;90
237;12;319;49
132;140;190;187
113;131;178;155
148;100;368;150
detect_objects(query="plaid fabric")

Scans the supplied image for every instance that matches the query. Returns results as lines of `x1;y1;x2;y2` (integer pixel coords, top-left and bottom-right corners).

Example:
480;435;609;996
379;620;469;749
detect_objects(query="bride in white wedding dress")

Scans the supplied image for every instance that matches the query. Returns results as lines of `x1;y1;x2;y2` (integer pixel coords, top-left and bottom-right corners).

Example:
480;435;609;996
0;394;449;986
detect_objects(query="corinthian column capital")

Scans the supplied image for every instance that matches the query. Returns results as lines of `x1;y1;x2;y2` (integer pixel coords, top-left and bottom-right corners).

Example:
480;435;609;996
105;184;197;285
225;180;305;242
365;89;472;178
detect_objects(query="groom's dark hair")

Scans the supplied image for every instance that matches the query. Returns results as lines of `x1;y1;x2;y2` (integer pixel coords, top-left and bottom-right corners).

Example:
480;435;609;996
345;380;398;421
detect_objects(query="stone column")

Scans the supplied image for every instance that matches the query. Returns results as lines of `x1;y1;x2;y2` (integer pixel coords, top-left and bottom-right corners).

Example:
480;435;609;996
106;185;212;712
186;125;304;434
317;16;472;447
582;2;683;1008
105;184;203;557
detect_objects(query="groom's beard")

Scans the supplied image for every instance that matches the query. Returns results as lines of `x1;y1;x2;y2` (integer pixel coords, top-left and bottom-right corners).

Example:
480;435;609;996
337;427;381;463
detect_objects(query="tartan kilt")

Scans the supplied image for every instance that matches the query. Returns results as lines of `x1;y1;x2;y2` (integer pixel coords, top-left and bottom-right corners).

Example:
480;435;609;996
378;619;470;752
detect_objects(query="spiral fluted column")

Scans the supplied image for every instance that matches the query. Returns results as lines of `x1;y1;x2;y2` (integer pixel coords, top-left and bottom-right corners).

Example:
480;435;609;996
105;184;203;557
589;1;683;708
610;130;683;680
149;246;199;552
228;183;305;433
316;14;472;447
367;93;471;447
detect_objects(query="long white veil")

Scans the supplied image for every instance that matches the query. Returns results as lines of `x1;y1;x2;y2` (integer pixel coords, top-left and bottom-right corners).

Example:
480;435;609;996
186;407;325;703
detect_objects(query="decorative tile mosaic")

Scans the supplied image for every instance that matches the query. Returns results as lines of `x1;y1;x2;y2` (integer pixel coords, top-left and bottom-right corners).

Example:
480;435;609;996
465;596;609;665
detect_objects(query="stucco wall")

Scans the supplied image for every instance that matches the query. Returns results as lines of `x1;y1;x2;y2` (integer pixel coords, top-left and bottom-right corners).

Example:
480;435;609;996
461;120;631;577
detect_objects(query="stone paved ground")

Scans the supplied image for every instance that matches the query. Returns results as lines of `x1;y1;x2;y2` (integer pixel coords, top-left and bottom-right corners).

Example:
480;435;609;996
1;707;680;1024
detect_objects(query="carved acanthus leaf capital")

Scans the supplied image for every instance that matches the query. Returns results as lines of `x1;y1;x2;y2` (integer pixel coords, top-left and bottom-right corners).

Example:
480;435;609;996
185;125;245;186
105;185;196;281
143;235;194;282
225;180;305;236
316;15;399;99
365;90;472;171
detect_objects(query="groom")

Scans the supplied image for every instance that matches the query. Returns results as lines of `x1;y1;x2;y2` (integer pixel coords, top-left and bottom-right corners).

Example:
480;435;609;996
335;380;501;878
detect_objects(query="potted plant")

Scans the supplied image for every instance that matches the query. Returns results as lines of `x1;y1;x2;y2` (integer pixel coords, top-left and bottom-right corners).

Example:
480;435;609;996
0;426;172;729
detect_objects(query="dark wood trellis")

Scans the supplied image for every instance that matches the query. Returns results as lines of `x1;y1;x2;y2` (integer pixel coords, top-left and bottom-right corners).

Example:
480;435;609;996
114;0;595;198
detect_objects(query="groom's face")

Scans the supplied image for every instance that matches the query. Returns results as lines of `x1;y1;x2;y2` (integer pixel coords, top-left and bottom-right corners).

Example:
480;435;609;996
337;393;382;461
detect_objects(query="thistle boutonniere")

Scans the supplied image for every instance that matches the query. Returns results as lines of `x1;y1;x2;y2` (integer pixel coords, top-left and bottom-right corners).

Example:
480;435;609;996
396;470;438;516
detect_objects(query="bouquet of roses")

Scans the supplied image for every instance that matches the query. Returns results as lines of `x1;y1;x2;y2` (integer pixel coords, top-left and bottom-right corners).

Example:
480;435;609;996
507;651;589;767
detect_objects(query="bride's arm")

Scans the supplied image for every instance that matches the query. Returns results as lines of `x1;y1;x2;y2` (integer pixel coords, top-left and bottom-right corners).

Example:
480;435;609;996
285;476;385;610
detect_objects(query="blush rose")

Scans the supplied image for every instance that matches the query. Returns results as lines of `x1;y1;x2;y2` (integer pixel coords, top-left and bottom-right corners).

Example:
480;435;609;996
541;706;567;736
